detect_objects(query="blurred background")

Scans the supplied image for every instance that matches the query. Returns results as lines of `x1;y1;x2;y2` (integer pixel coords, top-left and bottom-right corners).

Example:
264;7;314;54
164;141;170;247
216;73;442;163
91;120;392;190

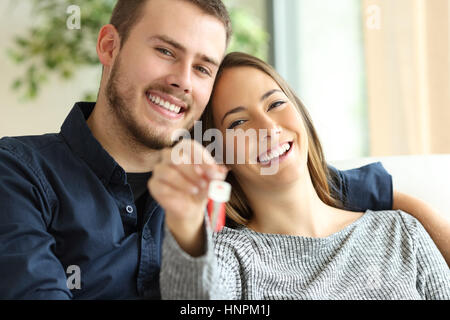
1;0;449;161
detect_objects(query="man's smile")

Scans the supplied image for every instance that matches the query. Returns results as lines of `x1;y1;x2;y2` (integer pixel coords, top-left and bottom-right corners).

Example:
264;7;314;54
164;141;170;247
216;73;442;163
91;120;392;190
146;91;188;120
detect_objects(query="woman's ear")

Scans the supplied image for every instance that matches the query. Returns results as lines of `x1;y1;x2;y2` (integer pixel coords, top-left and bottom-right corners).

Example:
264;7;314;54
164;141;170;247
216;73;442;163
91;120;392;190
96;24;121;69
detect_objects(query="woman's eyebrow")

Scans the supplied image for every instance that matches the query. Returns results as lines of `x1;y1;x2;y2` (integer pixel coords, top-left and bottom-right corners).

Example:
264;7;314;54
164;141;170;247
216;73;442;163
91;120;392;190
260;89;282;102
221;106;247;125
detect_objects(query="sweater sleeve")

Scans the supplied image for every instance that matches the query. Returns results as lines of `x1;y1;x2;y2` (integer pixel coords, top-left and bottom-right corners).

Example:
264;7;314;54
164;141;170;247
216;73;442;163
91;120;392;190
399;211;450;300
159;221;241;300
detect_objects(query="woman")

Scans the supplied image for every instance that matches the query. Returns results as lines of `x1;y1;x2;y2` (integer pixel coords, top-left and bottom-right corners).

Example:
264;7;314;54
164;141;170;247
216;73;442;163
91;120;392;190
151;52;450;299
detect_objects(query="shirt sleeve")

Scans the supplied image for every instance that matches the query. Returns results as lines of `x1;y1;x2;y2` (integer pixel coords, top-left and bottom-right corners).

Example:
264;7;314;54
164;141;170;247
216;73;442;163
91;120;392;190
160;222;240;300
0;146;72;299
328;162;393;212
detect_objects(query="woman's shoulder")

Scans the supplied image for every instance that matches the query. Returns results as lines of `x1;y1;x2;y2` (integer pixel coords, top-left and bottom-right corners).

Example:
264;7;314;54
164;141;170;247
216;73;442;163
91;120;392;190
365;209;418;223
212;226;258;264
213;226;253;247
362;209;424;239
213;225;282;254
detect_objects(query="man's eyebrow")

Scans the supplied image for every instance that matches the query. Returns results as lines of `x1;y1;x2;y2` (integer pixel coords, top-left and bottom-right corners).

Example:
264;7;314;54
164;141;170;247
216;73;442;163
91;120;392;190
148;35;219;67
221;106;247;125
148;35;185;51
200;54;220;68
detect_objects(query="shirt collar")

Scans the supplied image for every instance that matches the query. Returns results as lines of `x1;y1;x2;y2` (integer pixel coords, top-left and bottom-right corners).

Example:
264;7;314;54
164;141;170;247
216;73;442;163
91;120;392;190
60;102;123;185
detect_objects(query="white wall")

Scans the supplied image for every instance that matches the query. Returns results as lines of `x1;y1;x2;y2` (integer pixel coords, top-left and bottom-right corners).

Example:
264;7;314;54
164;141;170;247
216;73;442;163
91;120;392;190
332;155;450;219
272;0;369;162
0;1;100;138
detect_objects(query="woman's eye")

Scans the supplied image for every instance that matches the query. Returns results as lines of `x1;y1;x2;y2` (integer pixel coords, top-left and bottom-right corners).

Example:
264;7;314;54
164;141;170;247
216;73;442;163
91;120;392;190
228;119;246;129
268;101;286;111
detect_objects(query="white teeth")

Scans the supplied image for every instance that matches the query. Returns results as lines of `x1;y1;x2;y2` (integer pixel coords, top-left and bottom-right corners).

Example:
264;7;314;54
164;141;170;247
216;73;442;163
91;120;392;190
148;94;182;114
259;143;291;163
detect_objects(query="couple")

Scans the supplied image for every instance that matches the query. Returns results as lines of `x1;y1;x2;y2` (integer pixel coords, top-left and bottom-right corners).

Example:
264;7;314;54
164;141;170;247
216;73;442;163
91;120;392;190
0;0;448;299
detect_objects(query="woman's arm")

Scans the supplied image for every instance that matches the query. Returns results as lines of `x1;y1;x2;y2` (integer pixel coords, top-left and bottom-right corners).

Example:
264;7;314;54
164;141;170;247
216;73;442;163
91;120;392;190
393;190;450;267
160;223;240;299
149;139;236;299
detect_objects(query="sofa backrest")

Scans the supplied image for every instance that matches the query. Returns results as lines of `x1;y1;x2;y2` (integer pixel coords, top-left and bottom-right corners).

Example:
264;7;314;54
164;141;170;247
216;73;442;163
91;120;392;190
331;154;450;219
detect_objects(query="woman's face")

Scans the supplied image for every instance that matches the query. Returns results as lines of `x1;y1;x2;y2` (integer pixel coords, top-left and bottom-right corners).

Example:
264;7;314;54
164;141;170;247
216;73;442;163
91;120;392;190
211;66;309;186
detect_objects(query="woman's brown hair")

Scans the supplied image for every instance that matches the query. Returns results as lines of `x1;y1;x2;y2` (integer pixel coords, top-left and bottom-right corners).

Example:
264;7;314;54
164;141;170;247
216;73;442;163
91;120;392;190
201;52;343;227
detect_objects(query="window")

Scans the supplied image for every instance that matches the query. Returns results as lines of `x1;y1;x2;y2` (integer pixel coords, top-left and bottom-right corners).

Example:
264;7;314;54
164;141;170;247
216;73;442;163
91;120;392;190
271;0;369;161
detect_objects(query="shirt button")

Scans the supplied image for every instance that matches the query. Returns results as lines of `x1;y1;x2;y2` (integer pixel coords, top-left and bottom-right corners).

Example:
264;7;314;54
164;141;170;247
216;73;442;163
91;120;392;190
126;205;134;214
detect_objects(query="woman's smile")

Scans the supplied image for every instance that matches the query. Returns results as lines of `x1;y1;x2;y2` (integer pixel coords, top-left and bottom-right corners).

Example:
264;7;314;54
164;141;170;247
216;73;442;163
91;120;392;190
257;141;294;167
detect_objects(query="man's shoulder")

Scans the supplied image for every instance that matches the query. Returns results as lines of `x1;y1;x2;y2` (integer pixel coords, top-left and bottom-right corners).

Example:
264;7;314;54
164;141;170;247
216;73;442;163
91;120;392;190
0;133;74;182
0;133;65;160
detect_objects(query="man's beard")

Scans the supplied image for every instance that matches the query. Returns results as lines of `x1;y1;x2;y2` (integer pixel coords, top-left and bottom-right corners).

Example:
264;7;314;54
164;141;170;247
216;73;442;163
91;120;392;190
105;56;195;151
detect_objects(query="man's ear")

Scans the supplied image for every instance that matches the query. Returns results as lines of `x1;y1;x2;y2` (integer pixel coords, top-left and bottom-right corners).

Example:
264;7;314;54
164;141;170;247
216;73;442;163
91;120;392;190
96;24;121;68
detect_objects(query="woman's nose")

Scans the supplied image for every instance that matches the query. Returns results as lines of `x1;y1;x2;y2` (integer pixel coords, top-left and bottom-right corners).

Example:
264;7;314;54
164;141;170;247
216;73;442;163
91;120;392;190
257;115;282;140
255;118;282;154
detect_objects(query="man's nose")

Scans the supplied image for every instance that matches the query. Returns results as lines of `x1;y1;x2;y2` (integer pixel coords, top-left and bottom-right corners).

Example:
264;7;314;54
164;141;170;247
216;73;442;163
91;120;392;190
166;62;193;95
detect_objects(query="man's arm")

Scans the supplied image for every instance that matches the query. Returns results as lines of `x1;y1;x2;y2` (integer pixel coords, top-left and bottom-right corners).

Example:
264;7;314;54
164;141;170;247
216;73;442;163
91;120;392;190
393;191;450;267
328;162;393;211
0;146;72;299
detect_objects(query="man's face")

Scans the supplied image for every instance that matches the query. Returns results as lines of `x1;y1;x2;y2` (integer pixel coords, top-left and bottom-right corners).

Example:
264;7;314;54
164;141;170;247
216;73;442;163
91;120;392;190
106;0;227;150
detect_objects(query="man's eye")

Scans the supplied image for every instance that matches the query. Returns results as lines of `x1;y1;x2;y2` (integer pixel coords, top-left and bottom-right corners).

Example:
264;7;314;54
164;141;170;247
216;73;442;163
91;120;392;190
156;48;173;57
268;101;286;111
228;119;246;129
195;66;211;76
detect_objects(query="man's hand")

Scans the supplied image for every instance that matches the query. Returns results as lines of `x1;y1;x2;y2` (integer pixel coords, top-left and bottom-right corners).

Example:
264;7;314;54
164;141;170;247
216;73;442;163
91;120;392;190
148;139;228;257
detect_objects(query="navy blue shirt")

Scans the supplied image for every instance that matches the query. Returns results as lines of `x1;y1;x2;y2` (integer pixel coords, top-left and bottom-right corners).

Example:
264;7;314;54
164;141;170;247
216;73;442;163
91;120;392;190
0;102;392;299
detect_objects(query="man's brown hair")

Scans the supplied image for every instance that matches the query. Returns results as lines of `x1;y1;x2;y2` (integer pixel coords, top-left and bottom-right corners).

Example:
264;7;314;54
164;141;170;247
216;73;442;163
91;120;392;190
110;0;232;47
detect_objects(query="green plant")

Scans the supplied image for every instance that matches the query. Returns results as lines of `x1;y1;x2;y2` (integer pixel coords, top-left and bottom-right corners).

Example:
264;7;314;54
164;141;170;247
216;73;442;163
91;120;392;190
7;0;269;101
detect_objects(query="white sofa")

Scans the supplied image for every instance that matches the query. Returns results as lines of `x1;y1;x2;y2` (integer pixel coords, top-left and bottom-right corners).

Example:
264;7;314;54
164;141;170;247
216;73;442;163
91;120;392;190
331;154;450;219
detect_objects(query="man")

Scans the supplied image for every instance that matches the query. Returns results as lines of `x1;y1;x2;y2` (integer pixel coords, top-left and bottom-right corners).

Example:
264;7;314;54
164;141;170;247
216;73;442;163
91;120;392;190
0;0;447;299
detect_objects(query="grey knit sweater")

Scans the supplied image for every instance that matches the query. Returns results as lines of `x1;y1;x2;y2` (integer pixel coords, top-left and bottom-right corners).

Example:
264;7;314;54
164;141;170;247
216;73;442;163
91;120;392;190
160;210;450;300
